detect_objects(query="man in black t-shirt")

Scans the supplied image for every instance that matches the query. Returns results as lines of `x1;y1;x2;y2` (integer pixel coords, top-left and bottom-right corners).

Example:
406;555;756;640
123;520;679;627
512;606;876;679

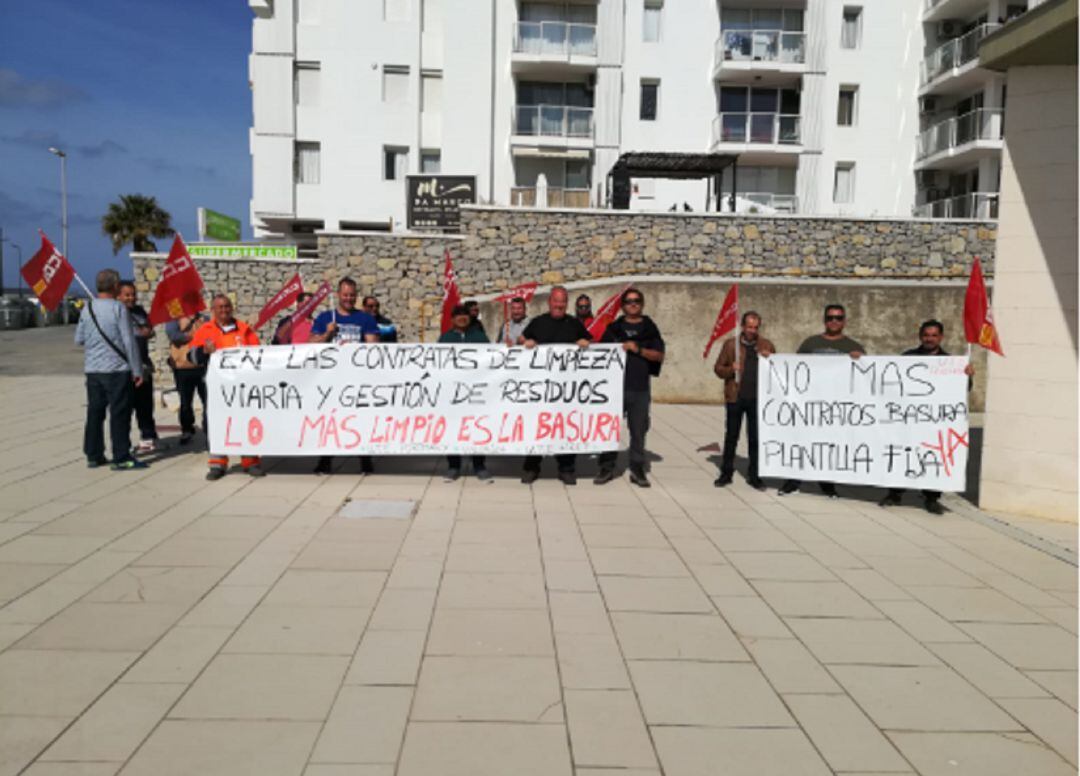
521;286;592;485
594;288;665;488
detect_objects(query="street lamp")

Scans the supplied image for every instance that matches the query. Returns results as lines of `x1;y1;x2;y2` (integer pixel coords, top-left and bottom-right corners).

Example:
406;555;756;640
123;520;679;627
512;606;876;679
48;147;68;260
1;239;24;297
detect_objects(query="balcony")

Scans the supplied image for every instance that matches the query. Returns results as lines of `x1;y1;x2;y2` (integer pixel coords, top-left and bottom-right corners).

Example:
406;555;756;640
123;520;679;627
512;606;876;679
915;108;1003;168
721;192;799;214
711;112;801;155
512;104;594;149
512;21;597;71
713;29;806;81
510;186;591;209
920;23;1001;95
913;192;999;219
922;0;1001;23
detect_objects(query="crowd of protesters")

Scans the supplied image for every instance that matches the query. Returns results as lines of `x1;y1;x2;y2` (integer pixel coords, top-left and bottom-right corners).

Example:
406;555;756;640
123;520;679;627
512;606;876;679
76;268;972;513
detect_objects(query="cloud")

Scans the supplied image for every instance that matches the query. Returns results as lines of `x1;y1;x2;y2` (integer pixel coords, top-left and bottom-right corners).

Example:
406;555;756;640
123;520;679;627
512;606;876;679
78;139;127;159
0;68;89;109
0;129;126;158
0;191;51;225
138;156;217;178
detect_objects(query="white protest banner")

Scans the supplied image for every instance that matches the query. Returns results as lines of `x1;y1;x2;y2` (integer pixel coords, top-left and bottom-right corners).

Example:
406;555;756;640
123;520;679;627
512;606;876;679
207;343;626;456
757;355;970;491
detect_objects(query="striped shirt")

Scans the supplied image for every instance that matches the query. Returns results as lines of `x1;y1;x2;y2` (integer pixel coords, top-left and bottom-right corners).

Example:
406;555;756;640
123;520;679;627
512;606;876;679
74;298;142;375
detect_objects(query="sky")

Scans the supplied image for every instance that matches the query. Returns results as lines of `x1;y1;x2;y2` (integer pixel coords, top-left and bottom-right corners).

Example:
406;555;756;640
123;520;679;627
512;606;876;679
0;0;253;291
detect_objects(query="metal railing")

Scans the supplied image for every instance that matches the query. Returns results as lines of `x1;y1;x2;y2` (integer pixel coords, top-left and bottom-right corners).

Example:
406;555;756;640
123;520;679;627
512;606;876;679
917;107;1003;159
913;192;999;219
715;29;806;65
513;104;595;139
513;21;598;57
721;192;799;213
920;23;1001;84
511;187;592;208
712;112;801;145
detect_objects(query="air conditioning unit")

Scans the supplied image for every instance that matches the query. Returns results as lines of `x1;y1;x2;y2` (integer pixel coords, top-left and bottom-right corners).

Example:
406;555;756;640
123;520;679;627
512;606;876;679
919;96;938;114
938;20;958;38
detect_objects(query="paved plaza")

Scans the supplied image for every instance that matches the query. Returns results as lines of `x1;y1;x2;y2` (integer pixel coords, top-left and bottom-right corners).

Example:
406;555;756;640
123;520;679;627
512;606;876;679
0;327;1076;776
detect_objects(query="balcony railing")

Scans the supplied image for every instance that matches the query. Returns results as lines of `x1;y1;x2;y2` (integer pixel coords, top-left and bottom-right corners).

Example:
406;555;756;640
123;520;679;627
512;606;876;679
721;192;799;213
511;186;591;209
913;192;999;219
513;21;598;58
917;108;1003;159
514;104;595;139
715;29;806;65
920;23;1001;85
712;112;801;145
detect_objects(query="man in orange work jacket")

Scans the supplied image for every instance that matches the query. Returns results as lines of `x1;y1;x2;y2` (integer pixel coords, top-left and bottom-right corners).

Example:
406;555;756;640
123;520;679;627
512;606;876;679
188;294;265;481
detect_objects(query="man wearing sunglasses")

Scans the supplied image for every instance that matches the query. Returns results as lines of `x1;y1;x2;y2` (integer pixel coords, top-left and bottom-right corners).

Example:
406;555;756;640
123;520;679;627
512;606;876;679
778;303;865;498
593;288;665;488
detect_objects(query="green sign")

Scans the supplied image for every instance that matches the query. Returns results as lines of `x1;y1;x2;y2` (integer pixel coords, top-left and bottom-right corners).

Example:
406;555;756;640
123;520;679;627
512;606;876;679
189;244;298;259
198;207;242;242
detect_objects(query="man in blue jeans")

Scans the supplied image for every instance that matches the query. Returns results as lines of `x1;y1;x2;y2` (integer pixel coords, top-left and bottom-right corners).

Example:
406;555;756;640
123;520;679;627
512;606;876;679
74;268;148;470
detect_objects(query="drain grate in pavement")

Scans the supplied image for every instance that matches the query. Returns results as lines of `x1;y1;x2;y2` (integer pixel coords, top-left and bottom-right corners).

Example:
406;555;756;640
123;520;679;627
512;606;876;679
338;499;417;520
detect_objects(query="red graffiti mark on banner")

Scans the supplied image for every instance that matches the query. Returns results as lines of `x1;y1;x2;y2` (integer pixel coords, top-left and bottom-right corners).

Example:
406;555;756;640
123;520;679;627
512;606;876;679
920;427;969;477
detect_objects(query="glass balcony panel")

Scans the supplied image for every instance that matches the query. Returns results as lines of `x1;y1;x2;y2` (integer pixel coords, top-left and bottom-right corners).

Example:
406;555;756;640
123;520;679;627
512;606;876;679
749;113;777;143
721;113;748;142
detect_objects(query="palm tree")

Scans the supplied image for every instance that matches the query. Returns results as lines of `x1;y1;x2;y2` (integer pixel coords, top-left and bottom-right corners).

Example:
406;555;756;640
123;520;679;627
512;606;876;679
101;194;175;254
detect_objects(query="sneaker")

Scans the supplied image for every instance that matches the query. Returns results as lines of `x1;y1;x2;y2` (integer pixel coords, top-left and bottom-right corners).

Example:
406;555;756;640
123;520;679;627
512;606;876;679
314;457;332;475
87;457;108;469
778;481;799;496
205;466;225;481
136;439;156;454
820;483;840;500
628;469;650;488
557;471;578;486
444;468;461;482
747;478;767;491
521;469;540;485
924;499;946;515
593;469;616;485
246;465;266;477
179;433;193;446
360;456;374;475
878;492;903;508
714;473;733;488
111;458;149;471
475;468;494;483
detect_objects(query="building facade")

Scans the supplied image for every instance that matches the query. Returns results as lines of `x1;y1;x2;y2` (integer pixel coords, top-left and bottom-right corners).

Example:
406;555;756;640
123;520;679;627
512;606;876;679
247;0;1035;242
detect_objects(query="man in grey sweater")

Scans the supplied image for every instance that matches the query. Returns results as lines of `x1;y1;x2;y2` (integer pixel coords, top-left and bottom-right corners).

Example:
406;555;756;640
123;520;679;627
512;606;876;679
74;268;147;470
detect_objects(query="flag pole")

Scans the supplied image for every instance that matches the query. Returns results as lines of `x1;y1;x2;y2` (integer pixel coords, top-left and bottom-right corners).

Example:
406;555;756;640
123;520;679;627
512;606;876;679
73;273;93;299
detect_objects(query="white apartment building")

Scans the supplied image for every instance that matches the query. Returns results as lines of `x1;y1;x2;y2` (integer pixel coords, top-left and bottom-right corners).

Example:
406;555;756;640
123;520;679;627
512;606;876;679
247;0;1033;241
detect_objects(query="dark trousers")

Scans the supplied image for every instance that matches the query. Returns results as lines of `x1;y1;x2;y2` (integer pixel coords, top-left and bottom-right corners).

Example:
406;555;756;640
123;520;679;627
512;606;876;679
84;372;134;463
523;453;576;474
888;488;941;503
721;397;759;479
447;455;487;471
174;368;208;436
133;369;158;440
599;390;651;473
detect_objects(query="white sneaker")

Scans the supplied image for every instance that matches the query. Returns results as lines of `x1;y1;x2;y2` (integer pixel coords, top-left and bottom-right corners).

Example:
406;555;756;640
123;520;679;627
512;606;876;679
137;440;156;454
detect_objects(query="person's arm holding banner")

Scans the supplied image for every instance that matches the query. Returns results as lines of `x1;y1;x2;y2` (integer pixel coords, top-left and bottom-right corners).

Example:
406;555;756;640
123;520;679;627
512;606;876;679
309;311;336;343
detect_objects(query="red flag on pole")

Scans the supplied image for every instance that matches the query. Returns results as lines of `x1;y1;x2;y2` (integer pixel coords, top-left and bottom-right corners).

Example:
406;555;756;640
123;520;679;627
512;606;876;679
253;273;303;330
586;284;632;341
148;235;206;325
440;250;462;334
21;231;75;311
963;258;1004;356
291;280;330;325
494;281;539;304
703;284;739;359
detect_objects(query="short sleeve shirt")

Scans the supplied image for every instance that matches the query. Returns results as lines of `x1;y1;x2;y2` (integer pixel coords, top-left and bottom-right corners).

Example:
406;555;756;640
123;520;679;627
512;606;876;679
311;310;379;344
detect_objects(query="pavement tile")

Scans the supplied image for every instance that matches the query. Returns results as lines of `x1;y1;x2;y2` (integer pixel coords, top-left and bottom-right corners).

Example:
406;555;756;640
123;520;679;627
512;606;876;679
170;653;347;720
0;717;71;776
705;527;801;552
787;617;940;665
909;585;1050;624
726;551;836;581
0;563;66;604
652;726;832;776
312;685;412;764
888;731;1075;776
121;626;233;684
555;630;632;689
22;764;121;776
133;536;264;568
367;588;436;630
580;524;670;549
437;572;547;609
14;601;187;652
345;628;427;685
929;642;1051;699
290;540;401;571
590;547;690;577
542;559;598;591
611;612;747;661
451;521;538;546
785;693;910;772
413;655;563;722
686;563;757;596
867;556;982;587
1025;670;1079;709
176;584;265;628
83;566;226;605
997;698;1079;765
831;665;1024;731
834;567;912;600
598;576;713;613
752;580;883;619
565;689;657;769
386;558;443;589
223;604;369;655
711;595;792;638
41;683;184;763
0;649;138;716
666;536;729;565
629;660;792;727
397;722;572;776
959;623;1079;670
875;599;974;642
427;608;554;656
118;719;321;776
443;542;542;574
263;570;386;607
0;536;107;565
304;767;393;776
742;638;841;694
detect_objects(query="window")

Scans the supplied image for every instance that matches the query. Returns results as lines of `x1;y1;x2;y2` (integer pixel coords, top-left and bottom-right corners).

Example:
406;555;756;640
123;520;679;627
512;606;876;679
295;142;320;184
421;150;441;173
643;0;662;42
833;162;855;203
383;66;410;103
421;71;442;113
837;86;857;126
640;80;659;121
841;6;862;49
565;160;590;190
384;0;409;22
384;146;409;180
295;62;320;107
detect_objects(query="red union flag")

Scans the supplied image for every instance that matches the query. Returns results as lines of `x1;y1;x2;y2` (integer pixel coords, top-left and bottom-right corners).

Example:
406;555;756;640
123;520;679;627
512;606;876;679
148;235;206;325
494;281;539;303
440;250;462;334
963;258;1004;356
703;284;738;359
291;280;330;325
22;232;75;311
586;284;632;341
254;273;303;330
